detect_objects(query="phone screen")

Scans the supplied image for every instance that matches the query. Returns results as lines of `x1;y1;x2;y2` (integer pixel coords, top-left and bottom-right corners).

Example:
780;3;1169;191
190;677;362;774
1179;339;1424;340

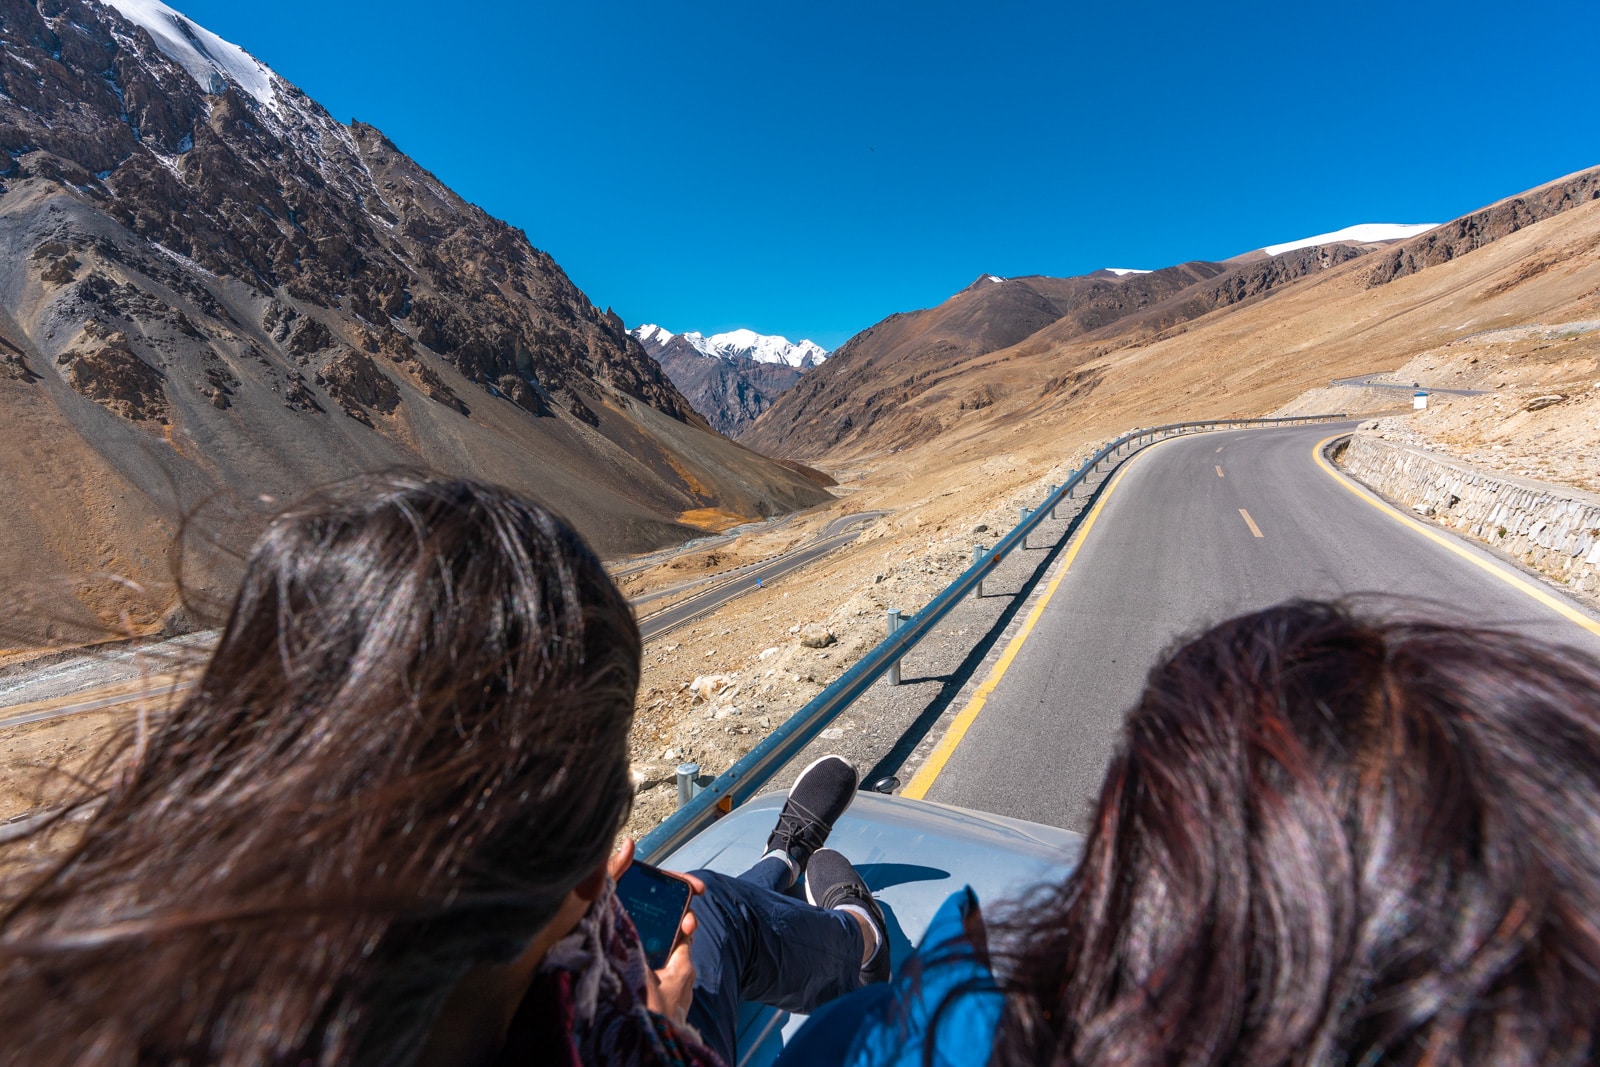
616;861;692;969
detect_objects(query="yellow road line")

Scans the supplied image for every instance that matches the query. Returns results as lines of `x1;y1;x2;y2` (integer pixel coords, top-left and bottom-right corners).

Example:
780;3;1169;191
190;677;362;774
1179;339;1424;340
1312;435;1600;638
1239;508;1264;538
1216;446;1224;453
902;463;1135;800
1215;465;1225;478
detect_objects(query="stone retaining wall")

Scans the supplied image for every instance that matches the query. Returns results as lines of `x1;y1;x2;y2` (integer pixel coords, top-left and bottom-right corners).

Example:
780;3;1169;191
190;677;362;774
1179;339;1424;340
1336;433;1600;598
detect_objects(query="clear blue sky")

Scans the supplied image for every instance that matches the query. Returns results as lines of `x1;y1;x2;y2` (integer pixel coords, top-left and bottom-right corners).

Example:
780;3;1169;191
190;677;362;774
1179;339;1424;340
167;0;1599;349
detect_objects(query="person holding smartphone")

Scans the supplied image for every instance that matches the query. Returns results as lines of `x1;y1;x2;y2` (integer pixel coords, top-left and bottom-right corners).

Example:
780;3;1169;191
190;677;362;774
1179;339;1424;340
635;755;890;1064
502;754;887;1067
0;475;886;1067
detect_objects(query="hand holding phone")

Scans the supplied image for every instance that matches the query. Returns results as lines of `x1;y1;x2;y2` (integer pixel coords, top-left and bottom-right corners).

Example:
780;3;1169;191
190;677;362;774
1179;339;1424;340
615;859;695;970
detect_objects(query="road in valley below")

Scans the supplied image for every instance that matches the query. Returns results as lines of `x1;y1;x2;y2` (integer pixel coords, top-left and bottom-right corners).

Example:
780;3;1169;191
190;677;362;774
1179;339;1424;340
0;513;886;728
1330;373;1487;396
636;512;883;642
911;423;1600;832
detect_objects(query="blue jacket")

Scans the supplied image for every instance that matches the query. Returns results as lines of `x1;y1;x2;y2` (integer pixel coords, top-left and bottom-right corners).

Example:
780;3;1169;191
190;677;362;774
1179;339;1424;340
777;888;1002;1067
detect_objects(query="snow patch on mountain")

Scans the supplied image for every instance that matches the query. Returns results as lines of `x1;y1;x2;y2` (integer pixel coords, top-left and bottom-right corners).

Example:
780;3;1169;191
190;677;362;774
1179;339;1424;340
632;325;828;369
100;0;279;108
1105;268;1151;276
632;323;675;348
1262;223;1439;257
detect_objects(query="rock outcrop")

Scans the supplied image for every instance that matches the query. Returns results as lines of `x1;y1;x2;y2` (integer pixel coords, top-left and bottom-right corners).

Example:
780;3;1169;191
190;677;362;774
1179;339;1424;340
1364;168;1600;288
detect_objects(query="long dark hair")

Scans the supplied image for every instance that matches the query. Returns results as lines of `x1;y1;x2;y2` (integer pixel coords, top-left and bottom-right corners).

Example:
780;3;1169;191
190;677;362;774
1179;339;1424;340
0;474;640;1064
995;600;1600;1066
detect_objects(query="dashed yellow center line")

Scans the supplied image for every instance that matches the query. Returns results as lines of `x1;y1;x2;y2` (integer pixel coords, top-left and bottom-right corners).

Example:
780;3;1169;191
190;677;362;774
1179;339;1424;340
901;461;1136;800
1312;435;1600;639
1239;508;1264;538
1215;446;1224;453
1215;465;1225;478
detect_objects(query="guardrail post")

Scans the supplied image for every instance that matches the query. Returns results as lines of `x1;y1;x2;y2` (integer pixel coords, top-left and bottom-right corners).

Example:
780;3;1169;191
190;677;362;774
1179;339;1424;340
676;763;701;808
885;608;905;685
1020;506;1033;548
1049;485;1060;519
973;546;986;599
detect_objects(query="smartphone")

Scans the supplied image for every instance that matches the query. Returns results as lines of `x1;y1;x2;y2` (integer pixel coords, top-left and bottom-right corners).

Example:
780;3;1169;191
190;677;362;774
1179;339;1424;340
615;860;693;969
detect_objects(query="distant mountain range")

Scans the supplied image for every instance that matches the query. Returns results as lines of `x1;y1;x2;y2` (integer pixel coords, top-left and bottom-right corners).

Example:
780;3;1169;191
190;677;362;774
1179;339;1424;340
742;170;1600;460
631;325;828;436
632;223;1442;446
0;0;830;644
633;325;828;369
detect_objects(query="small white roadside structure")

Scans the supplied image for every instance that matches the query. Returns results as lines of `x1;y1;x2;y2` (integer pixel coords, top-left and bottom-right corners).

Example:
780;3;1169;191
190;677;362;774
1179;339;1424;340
1414;390;1429;410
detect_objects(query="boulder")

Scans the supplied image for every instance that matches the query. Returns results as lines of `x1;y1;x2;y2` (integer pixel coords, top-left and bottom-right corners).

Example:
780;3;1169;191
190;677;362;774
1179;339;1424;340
798;623;835;649
688;674;735;704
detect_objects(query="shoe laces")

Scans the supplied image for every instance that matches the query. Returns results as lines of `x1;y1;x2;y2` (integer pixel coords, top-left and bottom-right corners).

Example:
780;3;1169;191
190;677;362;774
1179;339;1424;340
770;799;830;855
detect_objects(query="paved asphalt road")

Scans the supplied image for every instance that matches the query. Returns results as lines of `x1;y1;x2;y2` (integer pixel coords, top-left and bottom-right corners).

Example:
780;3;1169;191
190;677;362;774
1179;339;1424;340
1331;374;1487;396
637;512;884;642
917;423;1600;832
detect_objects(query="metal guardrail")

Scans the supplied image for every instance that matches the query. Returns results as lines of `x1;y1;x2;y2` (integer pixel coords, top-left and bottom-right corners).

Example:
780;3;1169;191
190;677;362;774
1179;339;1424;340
637;413;1349;862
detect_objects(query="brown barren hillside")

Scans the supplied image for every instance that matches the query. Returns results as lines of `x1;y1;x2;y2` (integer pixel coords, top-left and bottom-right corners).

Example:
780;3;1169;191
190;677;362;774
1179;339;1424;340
862;169;1600;472
742;263;1227;457
0;0;831;652
747;166;1600;464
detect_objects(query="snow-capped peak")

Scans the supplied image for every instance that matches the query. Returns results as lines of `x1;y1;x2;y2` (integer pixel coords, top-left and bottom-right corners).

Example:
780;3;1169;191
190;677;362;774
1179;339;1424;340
630;325;828;368
1261;222;1439;257
1104;268;1151;276
100;0;279;108
986;275;1006;284
633;323;676;347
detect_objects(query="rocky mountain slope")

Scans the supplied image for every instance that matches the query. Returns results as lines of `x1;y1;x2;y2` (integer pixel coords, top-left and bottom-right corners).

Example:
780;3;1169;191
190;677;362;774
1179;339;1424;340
738;259;1277;457
745;169;1600;461
0;0;831;647
631;324;827;436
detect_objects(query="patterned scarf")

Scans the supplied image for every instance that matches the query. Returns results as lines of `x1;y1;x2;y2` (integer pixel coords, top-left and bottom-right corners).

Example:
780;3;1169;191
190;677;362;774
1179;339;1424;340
499;879;724;1067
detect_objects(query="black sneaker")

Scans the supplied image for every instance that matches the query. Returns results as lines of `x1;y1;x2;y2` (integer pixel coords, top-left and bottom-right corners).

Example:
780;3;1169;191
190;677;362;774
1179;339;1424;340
765;755;858;882
805;848;890;984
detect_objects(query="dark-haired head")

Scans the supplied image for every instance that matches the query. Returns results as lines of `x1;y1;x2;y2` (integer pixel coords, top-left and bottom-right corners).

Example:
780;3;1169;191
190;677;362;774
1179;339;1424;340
0;473;640;1064
997;599;1600;1066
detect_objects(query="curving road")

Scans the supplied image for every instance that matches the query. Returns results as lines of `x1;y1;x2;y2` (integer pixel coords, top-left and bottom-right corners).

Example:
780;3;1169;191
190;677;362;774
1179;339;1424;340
637;512;884;642
908;423;1600;831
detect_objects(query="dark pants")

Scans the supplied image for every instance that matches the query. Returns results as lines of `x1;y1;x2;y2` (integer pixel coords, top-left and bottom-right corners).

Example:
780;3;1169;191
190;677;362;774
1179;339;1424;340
687;857;866;1065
